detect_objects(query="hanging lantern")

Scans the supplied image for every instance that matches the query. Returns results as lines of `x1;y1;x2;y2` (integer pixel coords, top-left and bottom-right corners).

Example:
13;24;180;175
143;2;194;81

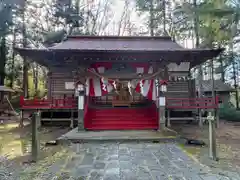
77;84;84;91
77;84;85;96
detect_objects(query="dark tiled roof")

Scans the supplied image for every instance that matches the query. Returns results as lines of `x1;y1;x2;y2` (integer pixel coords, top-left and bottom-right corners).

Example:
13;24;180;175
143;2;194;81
50;35;185;51
196;80;233;92
14;35;223;68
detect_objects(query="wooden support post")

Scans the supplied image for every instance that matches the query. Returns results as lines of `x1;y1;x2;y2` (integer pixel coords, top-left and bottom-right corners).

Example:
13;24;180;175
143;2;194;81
37;110;41;128
19;110;24;127
198;108;203;127
158;106;166;130
78;95;84;131
167;109;171;127
158;76;168;130
215;108;219;128
70;109;74;129
196;64;204;127
207;112;218;161
32;112;40;162
77;83;85;131
158;96;166;130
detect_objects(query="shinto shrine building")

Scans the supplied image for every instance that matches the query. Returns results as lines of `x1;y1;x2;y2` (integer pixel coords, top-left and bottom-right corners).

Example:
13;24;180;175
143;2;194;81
16;35;222;130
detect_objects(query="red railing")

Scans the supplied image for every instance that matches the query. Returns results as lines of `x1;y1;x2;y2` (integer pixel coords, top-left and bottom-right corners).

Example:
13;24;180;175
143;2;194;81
20;96;77;109
166;96;219;109
89;96;147;105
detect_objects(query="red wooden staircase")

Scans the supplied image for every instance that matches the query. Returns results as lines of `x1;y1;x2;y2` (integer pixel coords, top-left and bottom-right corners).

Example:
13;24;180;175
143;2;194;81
84;105;158;130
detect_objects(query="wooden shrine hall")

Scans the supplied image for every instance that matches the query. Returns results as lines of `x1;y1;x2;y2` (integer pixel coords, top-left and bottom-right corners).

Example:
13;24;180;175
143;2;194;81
15;35;222;130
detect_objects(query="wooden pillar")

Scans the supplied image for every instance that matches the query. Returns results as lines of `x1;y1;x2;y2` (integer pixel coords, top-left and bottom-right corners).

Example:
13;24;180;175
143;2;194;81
77;84;85;131
37;110;41;128
167;108;171;127
32;111;40;162
215;95;220;128
196;65;203;127
210;58;219;129
198;108;203;127
70;109;74;129
157;79;167;130
158;78;168;130
207;112;218;161
158;105;166;130
215;106;219;128
78;106;84;131
19;110;24;127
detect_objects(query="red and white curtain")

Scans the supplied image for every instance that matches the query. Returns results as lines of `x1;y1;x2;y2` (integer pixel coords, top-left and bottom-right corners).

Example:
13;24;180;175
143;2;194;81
85;63;157;100
85;78;114;97
135;79;157;101
85;78;157;101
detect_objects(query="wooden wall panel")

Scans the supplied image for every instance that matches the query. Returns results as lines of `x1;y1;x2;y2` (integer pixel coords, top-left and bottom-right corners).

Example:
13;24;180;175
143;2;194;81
47;72;75;99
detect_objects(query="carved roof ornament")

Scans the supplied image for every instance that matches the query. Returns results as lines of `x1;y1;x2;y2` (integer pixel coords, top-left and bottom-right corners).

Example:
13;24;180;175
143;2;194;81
104;63;135;75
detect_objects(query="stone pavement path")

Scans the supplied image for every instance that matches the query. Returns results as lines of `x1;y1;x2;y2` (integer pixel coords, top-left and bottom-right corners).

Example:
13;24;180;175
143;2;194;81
5;143;240;180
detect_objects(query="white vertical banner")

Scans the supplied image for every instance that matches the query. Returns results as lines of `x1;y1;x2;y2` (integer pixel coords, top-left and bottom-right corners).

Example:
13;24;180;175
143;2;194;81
159;97;166;106
78;96;84;110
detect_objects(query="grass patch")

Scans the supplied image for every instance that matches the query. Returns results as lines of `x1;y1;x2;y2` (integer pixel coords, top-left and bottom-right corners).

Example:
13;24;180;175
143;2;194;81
178;143;202;156
219;103;240;122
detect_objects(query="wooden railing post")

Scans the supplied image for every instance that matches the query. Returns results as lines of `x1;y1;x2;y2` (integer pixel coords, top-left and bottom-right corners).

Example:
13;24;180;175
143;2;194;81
31;111;40;162
207;112;218;161
19;96;24;127
77;85;85;131
215;96;219;128
198;98;203;127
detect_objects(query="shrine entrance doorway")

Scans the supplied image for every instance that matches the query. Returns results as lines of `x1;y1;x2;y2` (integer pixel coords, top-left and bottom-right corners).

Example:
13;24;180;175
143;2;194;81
112;81;132;107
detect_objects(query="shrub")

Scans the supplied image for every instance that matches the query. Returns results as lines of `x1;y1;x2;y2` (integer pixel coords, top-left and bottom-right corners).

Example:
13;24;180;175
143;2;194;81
219;102;240;122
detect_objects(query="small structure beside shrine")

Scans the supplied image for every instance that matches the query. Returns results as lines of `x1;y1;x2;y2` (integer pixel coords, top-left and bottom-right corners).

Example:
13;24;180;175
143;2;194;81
15;35;222;130
196;80;233;104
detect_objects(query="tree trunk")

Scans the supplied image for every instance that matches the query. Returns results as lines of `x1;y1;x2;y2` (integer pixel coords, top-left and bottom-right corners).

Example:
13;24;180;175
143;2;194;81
218;43;225;82
193;0;199;47
0;37;6;102
22;1;28;98
193;0;204;127
232;57;239;109
163;0;166;34
10;29;16;88
219;57;225;82
32;64;39;97
150;0;154;36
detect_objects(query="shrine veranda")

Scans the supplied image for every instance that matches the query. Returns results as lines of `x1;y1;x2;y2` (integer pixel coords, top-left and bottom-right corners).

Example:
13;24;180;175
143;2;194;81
16;36;221;130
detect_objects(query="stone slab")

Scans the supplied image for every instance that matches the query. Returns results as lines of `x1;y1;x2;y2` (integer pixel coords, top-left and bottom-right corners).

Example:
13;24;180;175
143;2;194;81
52;143;240;179
57;128;177;143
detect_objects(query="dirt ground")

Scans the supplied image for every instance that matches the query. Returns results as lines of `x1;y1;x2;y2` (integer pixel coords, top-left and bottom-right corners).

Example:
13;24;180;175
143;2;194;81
1;118;240;175
172;121;240;172
0;119;70;164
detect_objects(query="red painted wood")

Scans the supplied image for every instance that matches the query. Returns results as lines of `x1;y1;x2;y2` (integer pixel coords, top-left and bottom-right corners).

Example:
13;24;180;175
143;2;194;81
166;96;219;109
84;104;158;130
20;96;77;109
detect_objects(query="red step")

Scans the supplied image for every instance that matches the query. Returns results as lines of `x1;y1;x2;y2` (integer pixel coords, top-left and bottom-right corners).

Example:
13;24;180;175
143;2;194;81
91;117;157;121
87;125;159;130
85;106;158;130
90;108;155;113
90;122;158;126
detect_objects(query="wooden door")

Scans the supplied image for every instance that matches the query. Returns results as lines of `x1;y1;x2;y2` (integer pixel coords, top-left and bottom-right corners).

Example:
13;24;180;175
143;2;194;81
112;82;131;107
